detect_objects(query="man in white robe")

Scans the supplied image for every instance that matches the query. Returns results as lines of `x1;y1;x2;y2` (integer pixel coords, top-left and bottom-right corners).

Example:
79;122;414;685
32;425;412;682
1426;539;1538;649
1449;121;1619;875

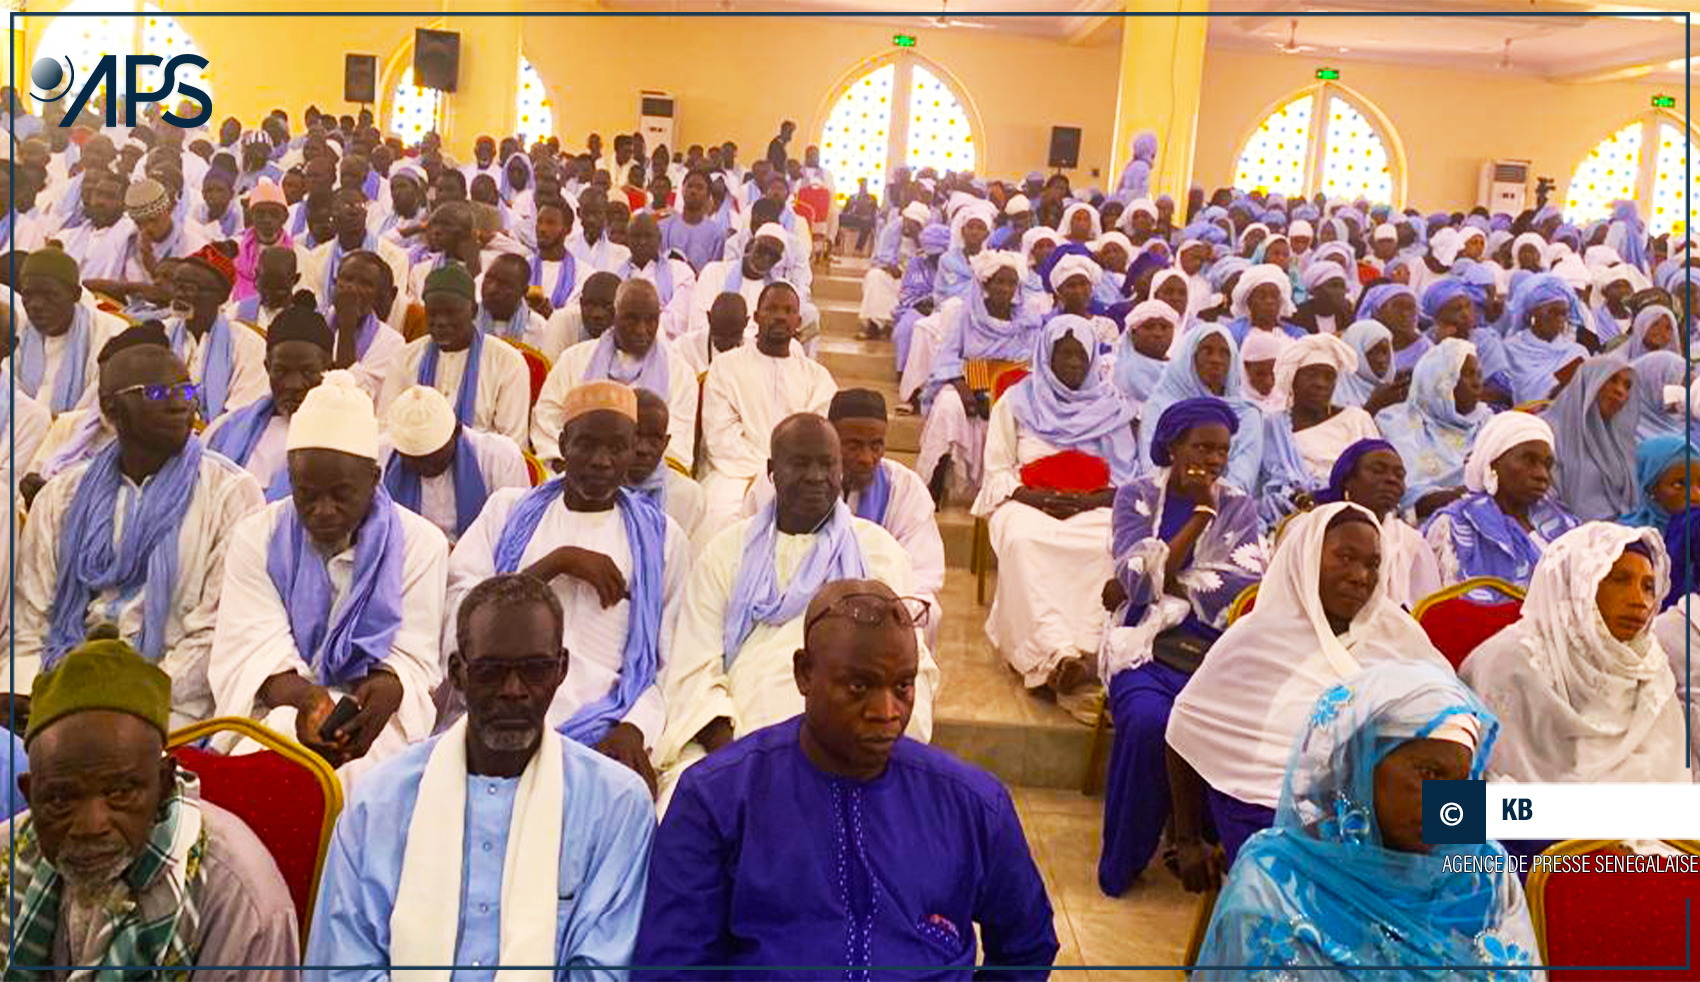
532;279;697;471
9;248;127;417
624;212;697;340
202;302;335;500
222;245;298;331
55;169;136;282
537;270;620;363
674;291;751;380
626;386;705;543
326;249;408;401
474;252;551;352
448;380;689;796
10;326;264;726
697;280;836;532
379;385;529;546
689;220;821;342
656;413;938;810
208;370;447;784
298;187;410;310
161;245;269;424
305;573;654;976
568;187;633;273
376;262;530;447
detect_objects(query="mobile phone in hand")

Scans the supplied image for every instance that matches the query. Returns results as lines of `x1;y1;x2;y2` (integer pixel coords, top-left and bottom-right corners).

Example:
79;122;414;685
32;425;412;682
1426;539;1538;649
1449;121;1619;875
319;695;361;741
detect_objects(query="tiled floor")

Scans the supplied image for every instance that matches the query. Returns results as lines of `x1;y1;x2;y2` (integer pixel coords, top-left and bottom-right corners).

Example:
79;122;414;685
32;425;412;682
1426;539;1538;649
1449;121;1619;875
1013;787;1199;980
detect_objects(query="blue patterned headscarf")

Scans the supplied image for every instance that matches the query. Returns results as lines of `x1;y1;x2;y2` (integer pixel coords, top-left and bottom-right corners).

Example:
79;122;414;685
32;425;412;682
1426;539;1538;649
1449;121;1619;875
1619;435;1699;530
1195;660;1537;978
1542;354;1639;521
1375;338;1492;508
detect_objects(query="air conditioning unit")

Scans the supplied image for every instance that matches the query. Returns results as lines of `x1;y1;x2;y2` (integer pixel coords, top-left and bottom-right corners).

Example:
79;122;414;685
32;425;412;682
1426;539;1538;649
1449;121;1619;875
1478;159;1530;213
639;91;676;154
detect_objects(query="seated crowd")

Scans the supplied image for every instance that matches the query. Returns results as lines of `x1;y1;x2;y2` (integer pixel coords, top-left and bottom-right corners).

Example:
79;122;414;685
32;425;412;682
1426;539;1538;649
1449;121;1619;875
0;93;1696;978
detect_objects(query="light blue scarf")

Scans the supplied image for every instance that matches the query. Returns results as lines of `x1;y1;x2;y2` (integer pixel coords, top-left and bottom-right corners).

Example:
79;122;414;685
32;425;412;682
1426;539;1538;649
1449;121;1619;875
581;330;669;399
474;303;531;343
169;315;237;420
204;395;290;500
530;249;577;311
492;481;668;745
16;305;93;414
416;328;484;429
46;438;204;666
382;428;488;541
723;498;866;668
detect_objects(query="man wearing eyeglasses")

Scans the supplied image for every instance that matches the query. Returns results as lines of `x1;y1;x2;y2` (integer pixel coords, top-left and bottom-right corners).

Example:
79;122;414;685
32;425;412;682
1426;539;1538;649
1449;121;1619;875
307;573;655;976
9;324;265;732
634;577;1059;979
655;411;939;813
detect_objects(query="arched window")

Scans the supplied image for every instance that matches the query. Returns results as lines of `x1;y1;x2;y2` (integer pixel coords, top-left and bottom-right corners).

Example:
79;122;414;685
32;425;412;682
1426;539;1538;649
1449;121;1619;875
1232;82;1401;206
1568;113;1697;237
815;52;981;205
32;0;211;109
515;55;554;149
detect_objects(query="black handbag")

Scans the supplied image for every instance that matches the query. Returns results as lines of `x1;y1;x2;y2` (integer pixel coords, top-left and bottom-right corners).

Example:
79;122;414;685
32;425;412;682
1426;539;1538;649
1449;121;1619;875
1149;627;1211;675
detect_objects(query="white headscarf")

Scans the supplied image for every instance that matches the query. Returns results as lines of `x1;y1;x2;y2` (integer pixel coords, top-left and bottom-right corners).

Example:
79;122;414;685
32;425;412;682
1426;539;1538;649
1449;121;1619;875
1123;298;1179;332
1049;253;1102;290
1095;231;1134;258
1020;227;1059;268
901;201;931;224
1300;261;1347;292
1230;263;1297;319
1288;219;1314;242
1460;522;1684;783
1462;410;1553;495
1273;333;1358;410
1004;194;1031;216
949;201;998;252
1059;202;1101;241
970;248;1024;283
1148;267;1192;317
1165;502;1450;807
1512;232;1549;269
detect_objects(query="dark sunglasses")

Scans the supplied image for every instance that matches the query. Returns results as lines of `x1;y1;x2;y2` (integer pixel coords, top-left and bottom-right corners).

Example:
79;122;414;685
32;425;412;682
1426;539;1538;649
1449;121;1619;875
113;382;199;403
463;655;563;688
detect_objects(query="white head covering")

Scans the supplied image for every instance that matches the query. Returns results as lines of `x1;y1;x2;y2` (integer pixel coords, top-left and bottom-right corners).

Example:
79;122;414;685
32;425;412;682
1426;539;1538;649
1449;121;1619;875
386;385;457;456
1125;197;1158;221
1551;253;1592;293
1372;222;1398;242
901;201;931;224
1240;328;1285;364
1545;241;1577;268
1584;244;1625;272
1462;410;1553;495
1165;502;1450;806
1512;232;1549;269
1459;522;1681;783
1124;298;1179;332
1094;231;1134;256
949;200;998;251
753;222;789;246
1273;332;1358;409
1003;194;1031;216
1301;261;1347;292
1430;227;1463;267
1059;202;1101;240
1049;253;1102;289
1238;222;1270;253
1230;263;1297;319
1020;227;1060;267
970;249;1024;283
1456;226;1486;252
1148;268;1191;313
1288;219;1314;241
287;369;378;460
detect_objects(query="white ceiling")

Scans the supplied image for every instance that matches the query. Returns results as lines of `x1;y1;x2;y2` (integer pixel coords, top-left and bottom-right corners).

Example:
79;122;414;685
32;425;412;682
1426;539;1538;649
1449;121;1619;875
596;0;1698;84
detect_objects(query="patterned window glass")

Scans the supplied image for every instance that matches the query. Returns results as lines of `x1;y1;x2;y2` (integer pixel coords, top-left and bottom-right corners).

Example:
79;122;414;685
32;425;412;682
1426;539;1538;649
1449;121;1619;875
1651;121;1696;238
820;63;894;206
516;55;553;149
906;64;976;179
1234;94;1312;197
137;3;211;108
1320;95;1392;204
388;65;443;142
1565;120;1643;226
33;0;141;104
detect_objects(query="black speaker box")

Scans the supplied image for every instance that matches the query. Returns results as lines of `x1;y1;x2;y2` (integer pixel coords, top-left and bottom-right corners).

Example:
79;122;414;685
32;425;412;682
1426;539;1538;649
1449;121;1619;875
414;29;461;93
343;54;377;104
1047;126;1082;170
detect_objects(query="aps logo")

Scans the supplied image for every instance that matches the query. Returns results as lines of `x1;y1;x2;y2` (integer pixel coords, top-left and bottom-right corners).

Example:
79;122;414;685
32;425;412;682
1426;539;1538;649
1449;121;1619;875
29;53;211;128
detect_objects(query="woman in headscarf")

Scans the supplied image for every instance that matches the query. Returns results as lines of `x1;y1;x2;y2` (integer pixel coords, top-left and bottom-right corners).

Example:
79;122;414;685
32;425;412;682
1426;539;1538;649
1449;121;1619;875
1312;438;1442;609
1422;411;1580;588
1542;354;1638;521
1357;281;1429;373
1141;324;1265;493
1625;303;1680;360
973;315;1139;719
1018;226;1060;321
1333;319;1399;413
1096;397;1264;897
1258;333;1382;528
1146;267;1194;326
1499;272;1590;406
1375;338;1492;520
934;199;996;312
1111;299;1177;411
1630;350;1690;443
1043;251;1120;351
1590;262;1639;344
1224;263;1304;351
914;250;1042;501
1616;435;1700;530
890;222;952;380
1462;523;1685;786
1059;201;1101;246
1197;256;1250;323
1166;503;1453;888
1420;275;1514;410
1195;660;1539;980
1238;329;1286;415
1292;261;1355;335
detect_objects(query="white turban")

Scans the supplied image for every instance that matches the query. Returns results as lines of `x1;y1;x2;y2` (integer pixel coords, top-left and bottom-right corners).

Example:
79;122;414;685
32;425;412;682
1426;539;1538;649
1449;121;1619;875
1149;268;1191;307
386;385;457;457
1124;299;1179;331
1059;202;1101;240
1301;262;1347;291
1584;245;1624;272
287;369;378;460
1004;194;1031;216
753;222;789;246
950;201;998;251
1372;222;1398;242
917;177;936;192
1049;253;1102;290
1430;227;1463;267
1095;231;1134;256
970;249;1024;283
1288;219;1314;240
1230;263;1297;319
1463;410;1553;494
1126;197;1158;220
1512;232;1549;269
1457;226;1486;251
1551;253;1591;292
1273;333;1358;409
1240;327;1286;364
1020;227;1059;262
901;201;931;224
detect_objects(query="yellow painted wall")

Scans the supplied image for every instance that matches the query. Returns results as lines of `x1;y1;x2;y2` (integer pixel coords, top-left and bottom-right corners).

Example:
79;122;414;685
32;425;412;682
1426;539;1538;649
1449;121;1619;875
1194;47;1684;211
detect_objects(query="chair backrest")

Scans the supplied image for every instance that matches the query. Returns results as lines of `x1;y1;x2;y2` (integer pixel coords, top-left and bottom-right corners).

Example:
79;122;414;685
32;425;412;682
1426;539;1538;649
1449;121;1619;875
1531;839;1700;979
1226;584;1259;625
522;450;549;487
1413;577;1526;669
166;718;342;944
993;366;1031;402
797;187;832;228
499;337;552;406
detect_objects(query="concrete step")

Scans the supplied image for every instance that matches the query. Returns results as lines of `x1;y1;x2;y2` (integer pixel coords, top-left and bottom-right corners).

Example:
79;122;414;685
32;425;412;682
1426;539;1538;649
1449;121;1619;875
819;300;866;341
815;273;864;304
816;336;895;381
938;506;977;570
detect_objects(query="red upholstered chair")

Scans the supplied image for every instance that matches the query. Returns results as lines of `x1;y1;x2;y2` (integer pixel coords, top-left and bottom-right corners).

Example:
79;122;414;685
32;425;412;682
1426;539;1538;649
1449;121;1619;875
499;337;552;407
522;451;549;487
797;187;834;264
1411;577;1525;670
1530;839;1700;979
166;718;343;946
1226;583;1259;624
972;367;1036;605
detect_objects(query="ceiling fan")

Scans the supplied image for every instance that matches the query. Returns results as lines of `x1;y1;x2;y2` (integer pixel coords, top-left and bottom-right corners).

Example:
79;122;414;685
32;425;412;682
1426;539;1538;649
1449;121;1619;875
927;0;992;30
1275;19;1321;54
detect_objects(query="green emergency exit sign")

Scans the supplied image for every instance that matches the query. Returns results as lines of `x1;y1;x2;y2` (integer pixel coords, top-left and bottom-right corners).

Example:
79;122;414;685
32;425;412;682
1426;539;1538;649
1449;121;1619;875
1315;67;1341;81
1653;94;1677;109
893;34;917;47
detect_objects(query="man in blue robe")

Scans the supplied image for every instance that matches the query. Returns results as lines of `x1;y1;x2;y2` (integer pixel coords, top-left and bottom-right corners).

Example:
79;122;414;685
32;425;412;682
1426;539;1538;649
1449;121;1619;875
634;578;1058;981
306;573;655;978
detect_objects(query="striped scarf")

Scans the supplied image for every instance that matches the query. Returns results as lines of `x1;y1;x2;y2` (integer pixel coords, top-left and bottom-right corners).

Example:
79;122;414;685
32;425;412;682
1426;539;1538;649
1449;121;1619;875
1;775;208;980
